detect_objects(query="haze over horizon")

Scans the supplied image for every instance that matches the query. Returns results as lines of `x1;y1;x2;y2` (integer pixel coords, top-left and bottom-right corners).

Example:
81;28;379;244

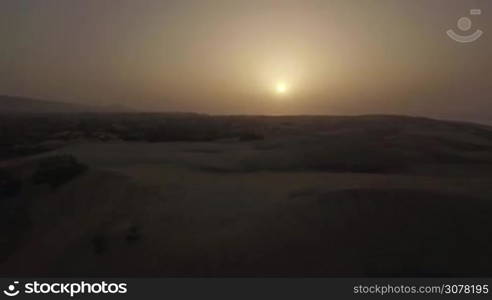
1;0;491;121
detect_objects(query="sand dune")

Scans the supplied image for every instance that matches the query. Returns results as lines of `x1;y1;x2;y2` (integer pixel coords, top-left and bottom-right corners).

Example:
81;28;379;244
2;115;492;276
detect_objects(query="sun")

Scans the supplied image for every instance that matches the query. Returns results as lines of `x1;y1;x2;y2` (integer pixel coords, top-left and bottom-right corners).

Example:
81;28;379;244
275;82;288;94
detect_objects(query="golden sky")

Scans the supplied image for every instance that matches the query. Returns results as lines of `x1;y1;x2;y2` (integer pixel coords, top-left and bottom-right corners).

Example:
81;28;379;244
1;0;491;121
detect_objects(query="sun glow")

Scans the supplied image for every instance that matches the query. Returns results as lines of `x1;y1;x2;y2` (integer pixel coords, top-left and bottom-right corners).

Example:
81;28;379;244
275;82;288;94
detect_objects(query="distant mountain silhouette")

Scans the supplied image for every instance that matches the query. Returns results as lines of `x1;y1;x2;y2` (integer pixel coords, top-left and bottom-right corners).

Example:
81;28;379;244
0;95;133;113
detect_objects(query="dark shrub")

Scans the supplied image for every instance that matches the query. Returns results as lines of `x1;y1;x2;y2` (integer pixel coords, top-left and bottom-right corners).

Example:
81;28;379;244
125;225;141;244
92;234;108;255
32;155;87;188
0;170;30;262
0;207;31;262
0;169;22;200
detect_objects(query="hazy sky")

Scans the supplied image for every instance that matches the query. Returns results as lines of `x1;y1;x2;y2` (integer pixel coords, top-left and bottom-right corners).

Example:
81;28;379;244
1;0;491;120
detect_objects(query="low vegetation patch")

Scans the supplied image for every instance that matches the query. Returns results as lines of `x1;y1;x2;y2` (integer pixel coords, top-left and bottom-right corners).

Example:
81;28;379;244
239;132;264;142
32;155;87;188
0;169;22;199
0;169;30;262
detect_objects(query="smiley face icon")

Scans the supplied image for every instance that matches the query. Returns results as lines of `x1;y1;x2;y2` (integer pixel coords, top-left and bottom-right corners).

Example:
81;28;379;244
447;9;483;43
3;282;20;297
